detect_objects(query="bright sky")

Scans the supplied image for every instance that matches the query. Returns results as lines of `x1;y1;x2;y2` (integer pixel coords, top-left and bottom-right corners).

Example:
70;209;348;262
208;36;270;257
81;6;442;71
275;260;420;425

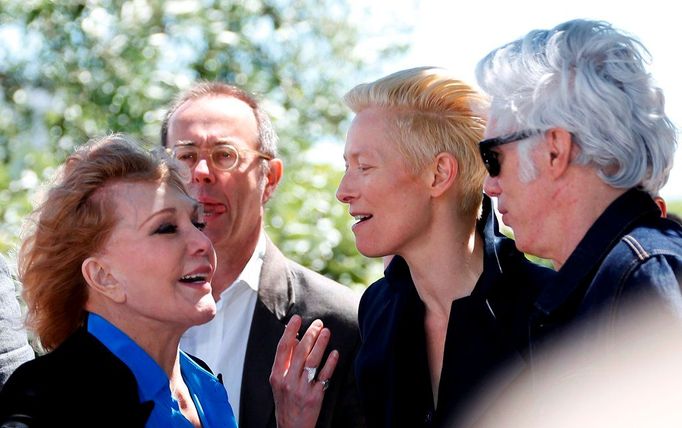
351;0;681;200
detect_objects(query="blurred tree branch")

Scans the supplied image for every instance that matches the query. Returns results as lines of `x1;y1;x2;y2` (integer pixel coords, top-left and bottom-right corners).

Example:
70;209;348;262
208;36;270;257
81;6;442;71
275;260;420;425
0;0;411;288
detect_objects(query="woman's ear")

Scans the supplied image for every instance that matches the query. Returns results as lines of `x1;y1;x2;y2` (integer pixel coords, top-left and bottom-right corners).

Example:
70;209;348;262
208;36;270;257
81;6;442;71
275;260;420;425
430;152;458;197
82;257;126;304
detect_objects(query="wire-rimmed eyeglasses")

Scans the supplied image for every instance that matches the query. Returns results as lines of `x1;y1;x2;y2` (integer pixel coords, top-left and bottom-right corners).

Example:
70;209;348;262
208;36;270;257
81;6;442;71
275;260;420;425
172;141;273;172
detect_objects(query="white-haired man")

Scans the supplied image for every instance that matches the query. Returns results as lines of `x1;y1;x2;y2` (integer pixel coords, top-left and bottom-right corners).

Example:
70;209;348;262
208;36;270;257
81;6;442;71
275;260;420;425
476;19;682;370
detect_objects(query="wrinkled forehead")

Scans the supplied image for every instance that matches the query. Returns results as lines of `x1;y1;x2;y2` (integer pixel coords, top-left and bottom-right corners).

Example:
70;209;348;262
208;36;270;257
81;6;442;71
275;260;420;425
167;95;259;148
104;180;193;225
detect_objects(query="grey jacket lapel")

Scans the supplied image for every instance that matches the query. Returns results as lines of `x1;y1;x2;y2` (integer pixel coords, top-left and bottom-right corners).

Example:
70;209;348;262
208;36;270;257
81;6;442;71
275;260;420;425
239;236;293;428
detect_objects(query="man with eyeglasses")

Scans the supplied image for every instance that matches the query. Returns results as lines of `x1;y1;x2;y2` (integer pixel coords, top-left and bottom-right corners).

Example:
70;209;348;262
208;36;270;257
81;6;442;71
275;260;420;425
475;19;682;395
161;82;364;428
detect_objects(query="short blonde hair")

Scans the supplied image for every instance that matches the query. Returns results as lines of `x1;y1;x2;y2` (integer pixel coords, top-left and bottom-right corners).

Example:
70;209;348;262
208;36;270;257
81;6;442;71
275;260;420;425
19;134;188;350
344;67;488;217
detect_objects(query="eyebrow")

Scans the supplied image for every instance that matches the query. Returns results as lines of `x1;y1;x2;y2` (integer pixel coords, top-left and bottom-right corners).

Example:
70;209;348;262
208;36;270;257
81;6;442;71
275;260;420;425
174;138;240;147
174;140;197;147
344;148;362;161
142;201;203;224
140;207;177;229
214;137;241;145
346;147;381;162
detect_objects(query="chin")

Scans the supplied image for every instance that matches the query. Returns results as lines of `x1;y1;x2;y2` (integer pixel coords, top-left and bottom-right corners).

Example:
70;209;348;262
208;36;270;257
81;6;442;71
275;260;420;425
193;297;217;325
513;235;543;260
356;243;389;259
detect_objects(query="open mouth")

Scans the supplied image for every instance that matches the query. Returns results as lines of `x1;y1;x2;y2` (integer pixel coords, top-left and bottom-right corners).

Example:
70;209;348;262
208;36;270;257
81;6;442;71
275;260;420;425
353;214;372;225
200;202;226;219
179;274;209;284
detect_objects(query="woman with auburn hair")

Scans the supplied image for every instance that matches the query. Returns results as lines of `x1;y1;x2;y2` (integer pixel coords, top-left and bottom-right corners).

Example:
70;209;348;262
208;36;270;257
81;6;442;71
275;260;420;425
0;135;237;427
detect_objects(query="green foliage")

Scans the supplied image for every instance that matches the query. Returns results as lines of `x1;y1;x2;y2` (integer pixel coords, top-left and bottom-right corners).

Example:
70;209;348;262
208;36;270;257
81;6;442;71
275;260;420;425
0;0;407;287
667;199;682;218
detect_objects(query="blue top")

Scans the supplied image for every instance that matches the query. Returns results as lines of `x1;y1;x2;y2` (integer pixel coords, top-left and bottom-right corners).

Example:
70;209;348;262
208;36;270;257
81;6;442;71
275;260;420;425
87;313;237;428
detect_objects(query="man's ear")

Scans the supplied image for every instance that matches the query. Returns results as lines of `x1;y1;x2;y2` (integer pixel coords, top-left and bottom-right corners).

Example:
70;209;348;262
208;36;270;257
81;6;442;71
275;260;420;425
545;128;573;179
429;152;458;198
81;257;126;304
262;158;283;204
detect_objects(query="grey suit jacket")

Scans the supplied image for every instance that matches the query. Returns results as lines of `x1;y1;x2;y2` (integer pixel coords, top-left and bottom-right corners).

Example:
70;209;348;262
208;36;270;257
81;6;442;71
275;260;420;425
0;254;34;391
238;236;365;428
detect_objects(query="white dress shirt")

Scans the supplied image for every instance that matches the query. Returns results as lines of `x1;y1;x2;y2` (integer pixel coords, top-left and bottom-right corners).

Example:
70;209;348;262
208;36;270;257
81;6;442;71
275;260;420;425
180;233;265;424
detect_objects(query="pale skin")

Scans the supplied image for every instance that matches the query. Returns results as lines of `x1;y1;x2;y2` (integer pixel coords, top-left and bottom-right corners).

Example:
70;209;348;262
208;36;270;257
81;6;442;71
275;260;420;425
394;157;484;403
483;128;626;269
336;108;485;404
273;108;483;414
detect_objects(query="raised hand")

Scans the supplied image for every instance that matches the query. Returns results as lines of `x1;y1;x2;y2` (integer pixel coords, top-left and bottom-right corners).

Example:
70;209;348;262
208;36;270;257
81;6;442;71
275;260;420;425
270;315;339;428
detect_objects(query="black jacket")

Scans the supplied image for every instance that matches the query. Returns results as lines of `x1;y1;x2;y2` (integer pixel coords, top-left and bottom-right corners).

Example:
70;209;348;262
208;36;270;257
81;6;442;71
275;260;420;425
0;328;153;427
239;237;365;428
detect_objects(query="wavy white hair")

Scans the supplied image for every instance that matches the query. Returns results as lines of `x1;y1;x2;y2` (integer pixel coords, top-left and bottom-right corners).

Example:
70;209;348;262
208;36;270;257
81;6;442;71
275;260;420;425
476;19;677;194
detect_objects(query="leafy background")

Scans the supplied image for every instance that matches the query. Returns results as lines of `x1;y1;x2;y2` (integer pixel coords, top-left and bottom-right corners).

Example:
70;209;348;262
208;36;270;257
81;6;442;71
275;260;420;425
0;0;414;290
1;1;679;291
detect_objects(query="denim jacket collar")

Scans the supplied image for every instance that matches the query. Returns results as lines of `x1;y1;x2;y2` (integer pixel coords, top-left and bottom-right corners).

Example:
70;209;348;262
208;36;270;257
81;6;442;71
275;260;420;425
533;188;661;318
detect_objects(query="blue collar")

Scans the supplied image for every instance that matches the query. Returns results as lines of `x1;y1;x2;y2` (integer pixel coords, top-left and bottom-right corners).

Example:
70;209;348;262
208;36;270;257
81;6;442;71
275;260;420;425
87;313;169;402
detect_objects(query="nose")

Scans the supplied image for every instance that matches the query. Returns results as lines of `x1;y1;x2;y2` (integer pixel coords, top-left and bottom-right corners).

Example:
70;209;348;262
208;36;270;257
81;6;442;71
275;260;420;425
483;175;501;197
190;224;214;257
336;172;356;203
193;158;215;184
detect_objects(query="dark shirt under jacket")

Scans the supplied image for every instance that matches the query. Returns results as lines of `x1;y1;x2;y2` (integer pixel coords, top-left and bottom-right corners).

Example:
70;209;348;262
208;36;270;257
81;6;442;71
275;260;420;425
355;197;552;428
529;189;682;364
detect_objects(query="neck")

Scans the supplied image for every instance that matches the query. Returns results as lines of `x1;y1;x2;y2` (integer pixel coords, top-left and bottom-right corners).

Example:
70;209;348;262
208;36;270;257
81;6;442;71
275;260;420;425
168;358;184;396
547;171;627;269
90;305;183;377
212;228;262;298
402;214;484;318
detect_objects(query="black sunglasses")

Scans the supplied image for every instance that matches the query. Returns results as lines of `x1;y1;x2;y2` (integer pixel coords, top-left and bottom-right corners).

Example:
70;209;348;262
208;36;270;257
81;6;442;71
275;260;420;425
478;129;543;177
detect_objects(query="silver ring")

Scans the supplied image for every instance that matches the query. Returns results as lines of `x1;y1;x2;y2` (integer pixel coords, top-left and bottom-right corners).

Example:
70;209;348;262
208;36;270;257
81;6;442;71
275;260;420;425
304;366;317;383
319;378;330;391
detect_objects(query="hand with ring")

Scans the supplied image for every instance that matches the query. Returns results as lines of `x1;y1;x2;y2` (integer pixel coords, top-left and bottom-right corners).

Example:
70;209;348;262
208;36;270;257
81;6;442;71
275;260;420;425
270;315;338;428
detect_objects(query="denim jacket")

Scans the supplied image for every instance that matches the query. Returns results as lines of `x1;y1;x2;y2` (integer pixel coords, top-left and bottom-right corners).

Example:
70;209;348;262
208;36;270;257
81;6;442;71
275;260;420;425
529;189;682;360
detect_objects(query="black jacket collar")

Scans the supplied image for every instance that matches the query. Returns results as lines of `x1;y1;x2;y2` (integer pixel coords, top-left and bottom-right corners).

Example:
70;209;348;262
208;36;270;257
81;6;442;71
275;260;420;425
384;195;504;299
